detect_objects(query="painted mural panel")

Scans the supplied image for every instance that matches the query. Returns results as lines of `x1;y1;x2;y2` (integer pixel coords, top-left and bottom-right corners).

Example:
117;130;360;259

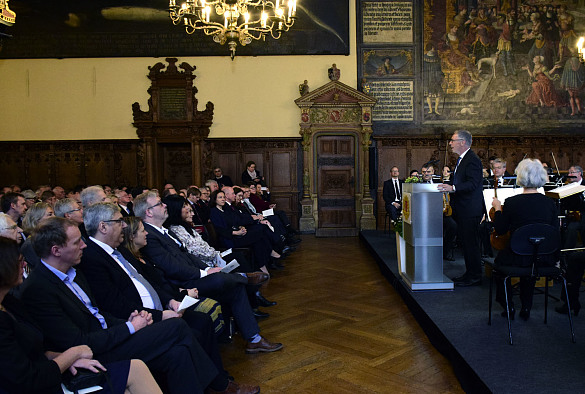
0;0;349;58
423;0;585;126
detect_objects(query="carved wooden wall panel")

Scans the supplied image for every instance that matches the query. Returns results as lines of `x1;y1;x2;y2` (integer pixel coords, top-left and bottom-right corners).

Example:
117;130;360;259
161;144;193;188
205;138;301;228
374;134;585;229
0;141;142;190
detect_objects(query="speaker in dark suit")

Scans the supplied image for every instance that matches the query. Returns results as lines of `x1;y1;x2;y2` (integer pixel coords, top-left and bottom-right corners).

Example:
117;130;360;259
439;131;484;286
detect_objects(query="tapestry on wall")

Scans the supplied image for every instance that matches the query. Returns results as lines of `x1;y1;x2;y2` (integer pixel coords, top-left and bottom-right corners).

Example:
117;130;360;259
0;0;349;58
423;0;585;127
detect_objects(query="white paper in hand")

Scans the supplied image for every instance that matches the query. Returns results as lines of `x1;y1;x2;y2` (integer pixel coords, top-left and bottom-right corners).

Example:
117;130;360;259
178;296;199;312
220;259;240;273
220;248;232;257
262;208;274;217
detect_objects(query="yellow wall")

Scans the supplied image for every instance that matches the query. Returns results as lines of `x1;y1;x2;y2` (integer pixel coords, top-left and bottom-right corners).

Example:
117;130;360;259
0;2;356;141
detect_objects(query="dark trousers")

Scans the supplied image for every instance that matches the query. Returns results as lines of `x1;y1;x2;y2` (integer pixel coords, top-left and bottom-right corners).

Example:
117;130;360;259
496;276;537;310
561;251;585;309
454;213;483;279
386;203;401;221
184;273;260;341
443;215;457;257
96;318;218;394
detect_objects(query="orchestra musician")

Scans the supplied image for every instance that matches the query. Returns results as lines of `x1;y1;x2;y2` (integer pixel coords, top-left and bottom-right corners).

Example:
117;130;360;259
561;165;585;249
491;158;559;320
438;130;484;287
484;158;513;187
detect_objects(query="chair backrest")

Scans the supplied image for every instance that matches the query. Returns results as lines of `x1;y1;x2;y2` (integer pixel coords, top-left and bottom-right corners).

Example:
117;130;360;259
510;223;560;257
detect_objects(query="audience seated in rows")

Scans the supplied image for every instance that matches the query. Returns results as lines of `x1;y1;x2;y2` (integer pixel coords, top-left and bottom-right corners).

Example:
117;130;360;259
0;237;164;394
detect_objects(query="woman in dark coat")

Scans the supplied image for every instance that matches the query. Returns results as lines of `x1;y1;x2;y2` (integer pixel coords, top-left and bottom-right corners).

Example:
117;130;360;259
491;158;559;320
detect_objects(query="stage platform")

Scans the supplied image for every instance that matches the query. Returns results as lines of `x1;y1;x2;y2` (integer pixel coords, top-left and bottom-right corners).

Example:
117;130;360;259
360;230;585;394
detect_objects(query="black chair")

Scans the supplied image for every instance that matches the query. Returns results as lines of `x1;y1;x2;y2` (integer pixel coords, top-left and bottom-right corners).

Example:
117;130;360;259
488;223;576;345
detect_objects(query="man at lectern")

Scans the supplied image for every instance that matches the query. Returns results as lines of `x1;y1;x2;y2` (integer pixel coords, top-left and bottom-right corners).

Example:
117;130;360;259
437;130;484;286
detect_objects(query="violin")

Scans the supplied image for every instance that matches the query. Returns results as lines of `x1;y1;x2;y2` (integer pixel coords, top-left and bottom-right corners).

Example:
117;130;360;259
489;175;510;250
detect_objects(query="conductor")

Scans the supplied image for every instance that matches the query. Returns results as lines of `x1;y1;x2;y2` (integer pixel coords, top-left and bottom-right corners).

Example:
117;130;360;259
437;130;484;286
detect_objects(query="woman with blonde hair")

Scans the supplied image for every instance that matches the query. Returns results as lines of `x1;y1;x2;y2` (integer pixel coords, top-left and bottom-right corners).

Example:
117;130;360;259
21;202;54;236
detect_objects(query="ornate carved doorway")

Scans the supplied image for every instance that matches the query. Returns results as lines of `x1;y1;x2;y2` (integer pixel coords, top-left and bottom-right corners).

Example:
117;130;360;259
294;78;376;236
317;135;356;230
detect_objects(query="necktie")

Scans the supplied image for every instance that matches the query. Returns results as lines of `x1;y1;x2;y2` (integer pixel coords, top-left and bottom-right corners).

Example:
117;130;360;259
454;156;462;173
112;249;163;311
164;229;183;247
394;180;400;201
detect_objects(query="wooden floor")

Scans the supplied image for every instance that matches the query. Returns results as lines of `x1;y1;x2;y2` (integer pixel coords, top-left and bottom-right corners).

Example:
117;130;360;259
221;235;463;393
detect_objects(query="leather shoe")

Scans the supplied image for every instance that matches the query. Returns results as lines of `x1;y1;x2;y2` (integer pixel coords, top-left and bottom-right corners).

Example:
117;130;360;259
455;277;482;287
256;293;277;307
519;308;530;321
253;308;270;319
206;380;260;394
245;337;283;354
451;274;468;282
246;272;269;286
555;303;581;316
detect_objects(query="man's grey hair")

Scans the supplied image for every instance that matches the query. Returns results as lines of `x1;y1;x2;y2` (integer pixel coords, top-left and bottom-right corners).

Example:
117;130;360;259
81;185;105;208
492;158;507;167
516;159;547;189
455;129;473;147
570;165;583;175
205;179;218;188
54;198;79;218
133;191;159;219
0;213;12;230
83;202;120;237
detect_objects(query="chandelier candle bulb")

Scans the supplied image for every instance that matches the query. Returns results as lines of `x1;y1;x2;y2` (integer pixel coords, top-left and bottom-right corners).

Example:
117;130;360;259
168;0;298;59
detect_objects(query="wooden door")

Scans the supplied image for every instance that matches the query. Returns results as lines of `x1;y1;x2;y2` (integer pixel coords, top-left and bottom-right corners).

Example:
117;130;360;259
317;135;356;229
160;143;192;189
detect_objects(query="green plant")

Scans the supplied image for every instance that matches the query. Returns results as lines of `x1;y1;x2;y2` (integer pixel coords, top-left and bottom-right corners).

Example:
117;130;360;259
392;219;403;238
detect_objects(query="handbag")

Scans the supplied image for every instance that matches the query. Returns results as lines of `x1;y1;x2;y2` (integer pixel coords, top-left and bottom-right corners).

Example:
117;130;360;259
62;368;106;393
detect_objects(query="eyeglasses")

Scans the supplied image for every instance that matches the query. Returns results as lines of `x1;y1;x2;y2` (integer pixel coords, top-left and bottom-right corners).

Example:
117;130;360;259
0;225;18;231
66;208;82;214
450;138;464;142
103;218;125;225
147;201;164;210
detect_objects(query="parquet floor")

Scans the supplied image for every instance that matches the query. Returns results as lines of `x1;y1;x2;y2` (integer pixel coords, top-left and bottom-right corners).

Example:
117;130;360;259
221;235;463;393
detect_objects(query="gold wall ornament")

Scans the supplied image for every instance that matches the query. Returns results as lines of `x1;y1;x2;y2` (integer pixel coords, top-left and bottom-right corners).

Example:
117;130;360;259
169;0;297;60
0;0;16;26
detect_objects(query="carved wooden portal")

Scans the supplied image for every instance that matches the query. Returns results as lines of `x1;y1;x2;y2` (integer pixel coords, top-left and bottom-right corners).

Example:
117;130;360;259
295;80;376;236
132;58;214;188
317;135;356;229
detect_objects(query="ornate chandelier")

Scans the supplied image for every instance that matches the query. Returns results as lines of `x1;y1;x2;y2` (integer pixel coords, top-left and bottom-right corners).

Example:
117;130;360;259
169;0;297;60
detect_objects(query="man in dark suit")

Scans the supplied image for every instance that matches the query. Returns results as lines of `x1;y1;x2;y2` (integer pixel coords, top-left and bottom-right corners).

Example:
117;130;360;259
382;166;403;221
116;189;134;217
214;167;234;189
134;191;283;354
438;130;484;286
19;217;221;394
77;202;258;394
